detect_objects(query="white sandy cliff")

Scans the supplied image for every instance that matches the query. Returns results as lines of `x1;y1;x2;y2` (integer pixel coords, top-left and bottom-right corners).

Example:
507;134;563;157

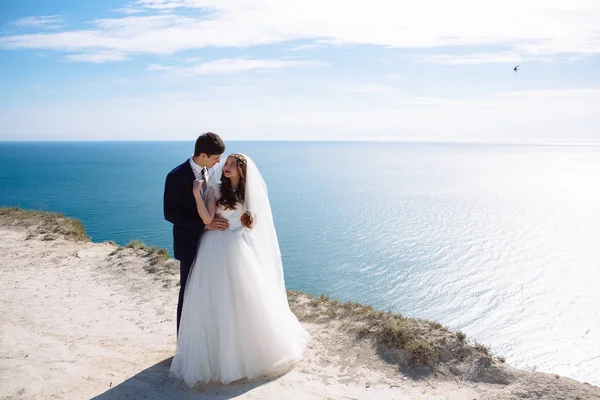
0;208;599;400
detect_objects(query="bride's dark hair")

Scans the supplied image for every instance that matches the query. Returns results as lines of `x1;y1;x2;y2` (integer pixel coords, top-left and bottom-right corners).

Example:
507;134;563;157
218;153;247;210
219;154;253;228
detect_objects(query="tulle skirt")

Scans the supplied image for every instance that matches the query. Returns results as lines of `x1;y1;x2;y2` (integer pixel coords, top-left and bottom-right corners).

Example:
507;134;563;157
170;228;310;388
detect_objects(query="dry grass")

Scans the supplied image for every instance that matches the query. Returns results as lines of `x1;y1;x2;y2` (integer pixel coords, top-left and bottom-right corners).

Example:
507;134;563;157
287;290;499;375
126;240;170;263
106;240;177;285
124;240;174;274
0;207;175;276
0;206;89;242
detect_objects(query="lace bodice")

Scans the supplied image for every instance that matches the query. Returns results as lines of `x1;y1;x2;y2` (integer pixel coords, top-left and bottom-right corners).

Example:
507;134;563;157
208;184;247;231
216;203;247;231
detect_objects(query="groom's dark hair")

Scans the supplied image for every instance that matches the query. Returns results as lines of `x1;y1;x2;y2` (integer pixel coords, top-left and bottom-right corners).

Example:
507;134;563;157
194;132;225;157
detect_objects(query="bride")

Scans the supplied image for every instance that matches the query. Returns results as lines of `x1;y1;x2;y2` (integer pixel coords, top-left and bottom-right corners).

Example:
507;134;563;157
170;153;310;387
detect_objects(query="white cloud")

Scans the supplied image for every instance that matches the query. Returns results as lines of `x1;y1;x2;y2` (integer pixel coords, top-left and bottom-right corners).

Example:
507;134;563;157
180;56;203;63
91;14;194;31
147;63;173;71
286;43;322;52
13;16;62;29
148;58;326;76
67;51;129;63
414;51;565;65
415;52;524;65
495;88;600;101
337;84;400;94
112;7;144;15
135;0;188;9
2;0;600;60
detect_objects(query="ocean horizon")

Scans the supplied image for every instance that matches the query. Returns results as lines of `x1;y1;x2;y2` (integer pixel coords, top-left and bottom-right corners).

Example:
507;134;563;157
1;140;599;385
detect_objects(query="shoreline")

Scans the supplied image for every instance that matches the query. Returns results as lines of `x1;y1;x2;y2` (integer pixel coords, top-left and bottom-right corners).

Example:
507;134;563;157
1;207;599;399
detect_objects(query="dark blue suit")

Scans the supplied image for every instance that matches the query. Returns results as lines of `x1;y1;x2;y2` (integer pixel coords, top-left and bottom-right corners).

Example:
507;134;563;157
163;160;205;333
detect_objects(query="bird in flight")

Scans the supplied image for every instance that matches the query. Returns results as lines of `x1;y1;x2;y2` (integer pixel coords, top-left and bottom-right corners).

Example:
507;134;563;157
513;65;520;73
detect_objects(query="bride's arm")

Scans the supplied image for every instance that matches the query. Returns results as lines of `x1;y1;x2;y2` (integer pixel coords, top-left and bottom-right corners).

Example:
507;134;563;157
192;181;217;225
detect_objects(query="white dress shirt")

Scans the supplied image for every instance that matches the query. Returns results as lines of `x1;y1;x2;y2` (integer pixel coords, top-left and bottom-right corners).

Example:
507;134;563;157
189;157;209;198
189;157;204;180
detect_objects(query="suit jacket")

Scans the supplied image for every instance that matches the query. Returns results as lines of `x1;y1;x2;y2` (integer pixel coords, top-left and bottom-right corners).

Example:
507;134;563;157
163;160;205;261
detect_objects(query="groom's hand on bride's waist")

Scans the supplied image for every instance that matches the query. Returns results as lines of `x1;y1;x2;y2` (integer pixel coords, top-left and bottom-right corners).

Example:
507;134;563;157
205;216;229;231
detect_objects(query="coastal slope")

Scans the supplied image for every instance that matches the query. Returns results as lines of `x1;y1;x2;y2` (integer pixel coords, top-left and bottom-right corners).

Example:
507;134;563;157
0;208;598;400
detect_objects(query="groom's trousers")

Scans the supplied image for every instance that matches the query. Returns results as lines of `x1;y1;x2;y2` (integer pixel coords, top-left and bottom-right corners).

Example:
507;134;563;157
176;255;195;334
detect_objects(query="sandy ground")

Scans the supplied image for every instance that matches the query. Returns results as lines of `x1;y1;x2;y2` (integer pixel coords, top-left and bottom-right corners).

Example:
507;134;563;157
1;226;599;400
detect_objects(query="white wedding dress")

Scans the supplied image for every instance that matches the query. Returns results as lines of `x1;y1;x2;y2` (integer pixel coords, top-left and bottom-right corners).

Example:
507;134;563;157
170;197;310;387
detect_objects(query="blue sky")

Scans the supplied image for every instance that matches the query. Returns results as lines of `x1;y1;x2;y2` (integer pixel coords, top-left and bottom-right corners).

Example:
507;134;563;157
1;0;599;142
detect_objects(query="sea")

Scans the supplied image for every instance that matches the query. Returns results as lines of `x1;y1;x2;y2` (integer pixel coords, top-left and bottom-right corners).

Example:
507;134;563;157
1;141;599;385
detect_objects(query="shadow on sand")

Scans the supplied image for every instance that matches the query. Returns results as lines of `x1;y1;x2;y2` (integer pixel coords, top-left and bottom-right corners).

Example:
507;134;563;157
91;357;285;400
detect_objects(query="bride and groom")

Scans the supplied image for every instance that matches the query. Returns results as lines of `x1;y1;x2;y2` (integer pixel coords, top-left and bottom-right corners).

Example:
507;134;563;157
163;132;309;387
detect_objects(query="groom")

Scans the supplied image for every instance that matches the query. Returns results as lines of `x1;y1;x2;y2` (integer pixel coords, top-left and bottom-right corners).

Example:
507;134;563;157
163;132;229;334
